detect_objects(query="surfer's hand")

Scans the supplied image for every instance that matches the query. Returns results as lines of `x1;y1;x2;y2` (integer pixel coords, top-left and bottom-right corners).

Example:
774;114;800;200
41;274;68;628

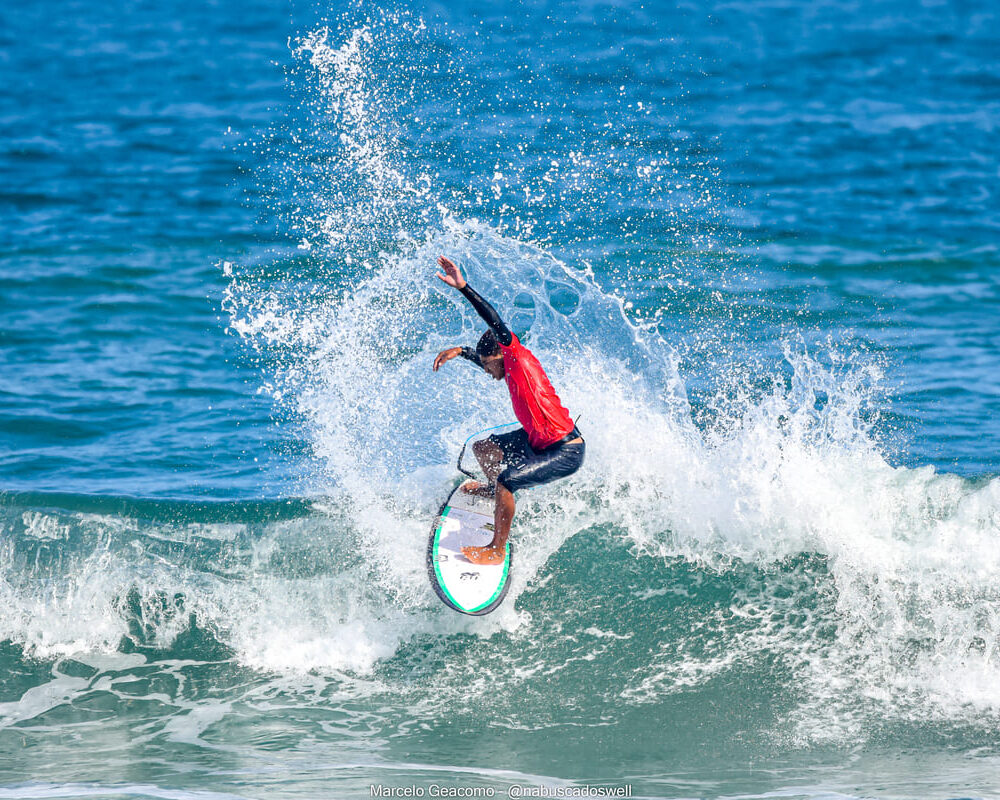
433;347;463;371
436;256;466;290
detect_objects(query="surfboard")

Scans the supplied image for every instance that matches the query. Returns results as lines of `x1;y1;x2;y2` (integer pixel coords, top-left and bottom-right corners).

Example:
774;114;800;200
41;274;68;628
427;483;512;616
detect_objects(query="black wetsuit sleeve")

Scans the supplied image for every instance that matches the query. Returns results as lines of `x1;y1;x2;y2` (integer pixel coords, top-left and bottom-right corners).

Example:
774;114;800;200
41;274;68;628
458;346;482;367
459;284;513;347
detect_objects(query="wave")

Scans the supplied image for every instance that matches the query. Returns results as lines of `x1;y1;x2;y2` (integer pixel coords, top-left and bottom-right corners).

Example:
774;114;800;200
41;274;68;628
4;19;1000;749
2;458;1000;746
220;18;1000;740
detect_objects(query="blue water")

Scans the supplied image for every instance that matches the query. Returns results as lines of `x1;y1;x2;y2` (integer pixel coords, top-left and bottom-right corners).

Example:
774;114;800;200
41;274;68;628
2;1;999;798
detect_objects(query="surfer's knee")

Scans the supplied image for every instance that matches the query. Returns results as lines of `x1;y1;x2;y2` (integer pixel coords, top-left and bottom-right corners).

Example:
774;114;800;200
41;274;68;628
472;438;496;461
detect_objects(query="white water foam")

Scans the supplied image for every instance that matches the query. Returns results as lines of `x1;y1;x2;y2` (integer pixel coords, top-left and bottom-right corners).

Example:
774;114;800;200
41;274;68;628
225;21;1000;733
3;20;1000;746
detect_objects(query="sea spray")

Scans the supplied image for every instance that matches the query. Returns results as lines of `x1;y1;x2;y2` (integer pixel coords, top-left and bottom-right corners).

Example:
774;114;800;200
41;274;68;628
4;0;1000;794
2;14;998;756
223;19;1000;734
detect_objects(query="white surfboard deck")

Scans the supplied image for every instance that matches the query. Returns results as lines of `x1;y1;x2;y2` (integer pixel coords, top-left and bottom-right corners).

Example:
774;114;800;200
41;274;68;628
427;483;512;616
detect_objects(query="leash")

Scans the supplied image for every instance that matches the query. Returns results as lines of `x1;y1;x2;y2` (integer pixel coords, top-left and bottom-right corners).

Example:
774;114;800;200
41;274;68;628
456;422;518;477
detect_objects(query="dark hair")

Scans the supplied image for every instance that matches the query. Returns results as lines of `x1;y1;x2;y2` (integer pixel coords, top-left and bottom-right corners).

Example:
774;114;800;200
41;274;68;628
476;329;500;359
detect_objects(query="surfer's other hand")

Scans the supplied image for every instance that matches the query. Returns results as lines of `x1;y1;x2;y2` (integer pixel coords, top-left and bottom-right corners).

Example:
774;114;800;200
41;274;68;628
433;347;462;371
436;256;466;289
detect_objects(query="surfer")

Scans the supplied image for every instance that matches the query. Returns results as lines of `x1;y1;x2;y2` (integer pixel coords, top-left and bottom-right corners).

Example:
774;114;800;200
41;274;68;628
432;256;585;565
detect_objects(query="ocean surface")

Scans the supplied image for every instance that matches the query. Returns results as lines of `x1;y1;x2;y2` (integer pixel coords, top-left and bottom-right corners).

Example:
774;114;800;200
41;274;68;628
2;0;999;797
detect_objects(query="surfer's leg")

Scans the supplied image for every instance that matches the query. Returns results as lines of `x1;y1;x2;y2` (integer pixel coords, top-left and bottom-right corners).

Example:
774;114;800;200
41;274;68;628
472;438;504;482
462;436;583;566
462;483;514;566
492;483;515;550
464;429;530;495
460;439;502;496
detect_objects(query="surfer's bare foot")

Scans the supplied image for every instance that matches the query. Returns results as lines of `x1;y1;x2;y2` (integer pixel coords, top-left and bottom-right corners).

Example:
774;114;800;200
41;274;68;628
461;543;507;565
459;480;495;498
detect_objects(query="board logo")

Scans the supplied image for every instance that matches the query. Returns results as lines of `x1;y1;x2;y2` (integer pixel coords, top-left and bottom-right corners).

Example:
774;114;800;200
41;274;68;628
436;554;448;562
460;572;479;581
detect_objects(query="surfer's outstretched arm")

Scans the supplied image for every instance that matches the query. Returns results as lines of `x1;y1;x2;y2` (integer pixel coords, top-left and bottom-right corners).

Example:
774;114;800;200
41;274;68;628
432;346;481;370
436;256;513;346
457;284;513;347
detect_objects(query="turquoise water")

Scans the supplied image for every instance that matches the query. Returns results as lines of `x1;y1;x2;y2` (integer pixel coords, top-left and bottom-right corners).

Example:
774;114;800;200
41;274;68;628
2;1;1000;797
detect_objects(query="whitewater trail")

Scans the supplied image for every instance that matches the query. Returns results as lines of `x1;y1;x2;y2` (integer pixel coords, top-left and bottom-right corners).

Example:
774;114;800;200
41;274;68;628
221;20;1000;732
2;17;999;750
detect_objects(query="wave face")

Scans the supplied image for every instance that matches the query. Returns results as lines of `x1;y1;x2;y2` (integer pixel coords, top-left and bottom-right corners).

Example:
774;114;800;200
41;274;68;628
4;476;1000;795
2;0;1000;798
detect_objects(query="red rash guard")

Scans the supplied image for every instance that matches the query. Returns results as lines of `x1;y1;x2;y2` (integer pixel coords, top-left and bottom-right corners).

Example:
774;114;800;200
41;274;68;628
501;334;574;450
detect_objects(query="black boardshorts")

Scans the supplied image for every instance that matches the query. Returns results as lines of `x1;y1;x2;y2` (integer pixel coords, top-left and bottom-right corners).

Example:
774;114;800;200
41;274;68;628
488;427;585;493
